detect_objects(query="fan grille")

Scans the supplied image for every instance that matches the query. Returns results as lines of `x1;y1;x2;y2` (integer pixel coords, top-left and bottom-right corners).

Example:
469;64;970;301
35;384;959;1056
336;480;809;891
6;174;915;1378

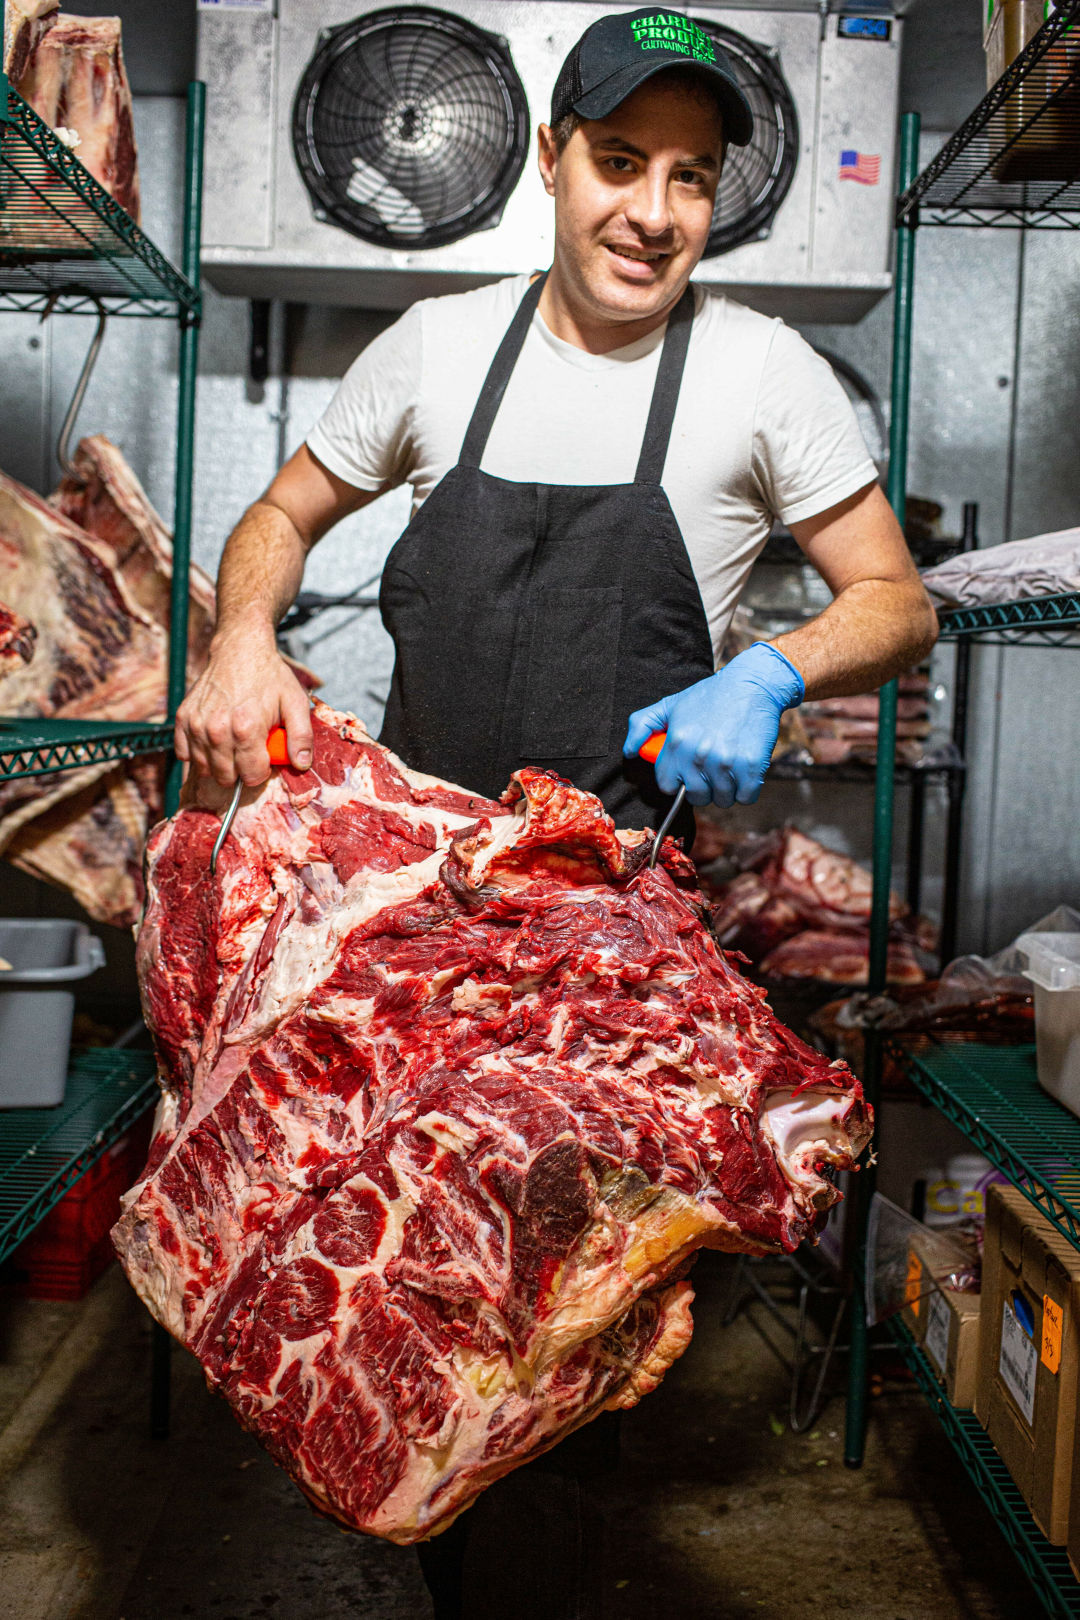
292;7;530;250
694;21;799;257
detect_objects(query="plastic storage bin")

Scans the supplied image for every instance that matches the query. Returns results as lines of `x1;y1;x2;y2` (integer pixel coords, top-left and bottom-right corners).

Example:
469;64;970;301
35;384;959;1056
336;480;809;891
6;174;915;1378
0;920;105;1107
1018;932;1080;1118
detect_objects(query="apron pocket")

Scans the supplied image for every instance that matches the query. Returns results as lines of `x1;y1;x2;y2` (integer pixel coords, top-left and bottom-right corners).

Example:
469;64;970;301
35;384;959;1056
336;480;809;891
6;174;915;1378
519;585;623;758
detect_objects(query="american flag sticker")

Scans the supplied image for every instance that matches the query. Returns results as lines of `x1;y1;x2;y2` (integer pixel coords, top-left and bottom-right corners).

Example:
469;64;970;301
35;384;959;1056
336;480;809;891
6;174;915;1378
839;150;881;185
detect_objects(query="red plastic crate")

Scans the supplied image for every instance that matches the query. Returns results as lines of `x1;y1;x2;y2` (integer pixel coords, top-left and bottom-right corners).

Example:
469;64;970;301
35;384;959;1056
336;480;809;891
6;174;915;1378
9;1114;152;1301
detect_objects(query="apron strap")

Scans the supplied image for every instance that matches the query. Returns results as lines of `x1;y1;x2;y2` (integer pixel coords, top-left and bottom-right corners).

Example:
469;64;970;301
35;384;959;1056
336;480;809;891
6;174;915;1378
459;273;548;469
458;271;696;483
634;283;696;486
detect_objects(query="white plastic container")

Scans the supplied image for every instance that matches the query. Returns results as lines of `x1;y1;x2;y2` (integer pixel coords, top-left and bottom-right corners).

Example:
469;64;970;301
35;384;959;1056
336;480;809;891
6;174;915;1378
1017;931;1080;1117
0;920;105;1107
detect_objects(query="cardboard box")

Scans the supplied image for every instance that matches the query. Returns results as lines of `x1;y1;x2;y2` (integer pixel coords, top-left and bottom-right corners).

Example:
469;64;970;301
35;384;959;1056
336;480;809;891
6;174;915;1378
923;1285;982;1410
976;1184;1080;1544
985;0;1056;87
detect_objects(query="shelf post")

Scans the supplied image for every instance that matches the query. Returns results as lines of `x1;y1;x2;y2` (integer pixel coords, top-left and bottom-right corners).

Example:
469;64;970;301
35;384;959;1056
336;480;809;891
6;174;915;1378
164;81;206;818
844;110;921;1471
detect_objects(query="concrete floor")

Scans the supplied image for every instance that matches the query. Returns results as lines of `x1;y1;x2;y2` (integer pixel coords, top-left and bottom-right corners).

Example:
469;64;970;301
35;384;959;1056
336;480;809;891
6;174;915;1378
0;1253;1031;1620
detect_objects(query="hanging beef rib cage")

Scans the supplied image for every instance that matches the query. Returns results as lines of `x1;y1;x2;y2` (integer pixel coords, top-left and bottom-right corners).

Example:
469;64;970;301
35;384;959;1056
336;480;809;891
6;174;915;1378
114;703;871;1543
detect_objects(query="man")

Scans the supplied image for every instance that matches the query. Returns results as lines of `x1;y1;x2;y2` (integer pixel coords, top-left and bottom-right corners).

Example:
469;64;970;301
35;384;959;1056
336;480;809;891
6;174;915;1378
177;9;935;1613
177;9;936;835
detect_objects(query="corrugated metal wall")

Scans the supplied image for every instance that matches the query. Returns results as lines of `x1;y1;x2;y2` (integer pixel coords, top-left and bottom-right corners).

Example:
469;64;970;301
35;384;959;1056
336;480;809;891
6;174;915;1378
3;106;1077;952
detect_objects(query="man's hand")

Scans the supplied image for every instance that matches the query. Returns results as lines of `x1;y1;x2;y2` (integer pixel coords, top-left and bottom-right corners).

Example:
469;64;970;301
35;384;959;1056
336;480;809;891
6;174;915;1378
174;445;377;793
175;625;313;789
623;642;805;808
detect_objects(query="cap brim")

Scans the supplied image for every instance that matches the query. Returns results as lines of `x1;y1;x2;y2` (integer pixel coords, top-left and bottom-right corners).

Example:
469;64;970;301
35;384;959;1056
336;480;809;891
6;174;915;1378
573;58;754;147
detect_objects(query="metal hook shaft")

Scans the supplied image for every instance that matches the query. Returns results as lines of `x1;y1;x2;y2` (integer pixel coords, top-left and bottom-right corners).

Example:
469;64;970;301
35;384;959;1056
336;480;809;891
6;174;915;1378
41;290;108;478
648;784;686;869
210;778;244;876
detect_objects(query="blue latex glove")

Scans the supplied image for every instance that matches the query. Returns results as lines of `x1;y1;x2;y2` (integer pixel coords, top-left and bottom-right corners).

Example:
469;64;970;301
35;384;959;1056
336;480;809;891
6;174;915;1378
623;643;805;809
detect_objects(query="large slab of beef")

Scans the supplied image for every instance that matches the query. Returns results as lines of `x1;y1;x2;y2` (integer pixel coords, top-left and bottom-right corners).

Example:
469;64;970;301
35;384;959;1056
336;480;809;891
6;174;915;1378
114;702;871;1543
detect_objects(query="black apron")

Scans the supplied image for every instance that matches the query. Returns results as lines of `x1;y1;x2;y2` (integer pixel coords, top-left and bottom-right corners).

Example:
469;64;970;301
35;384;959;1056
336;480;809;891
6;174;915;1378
378;272;714;838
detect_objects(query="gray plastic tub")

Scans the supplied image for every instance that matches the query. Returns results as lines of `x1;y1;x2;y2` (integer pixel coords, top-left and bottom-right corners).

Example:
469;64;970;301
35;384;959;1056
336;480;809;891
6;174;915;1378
0;920;105;1108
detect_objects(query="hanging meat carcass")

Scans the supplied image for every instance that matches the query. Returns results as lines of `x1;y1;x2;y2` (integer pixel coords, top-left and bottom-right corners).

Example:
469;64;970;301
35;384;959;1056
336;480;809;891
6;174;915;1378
0;440;317;930
0;467;166;847
113;702;871;1544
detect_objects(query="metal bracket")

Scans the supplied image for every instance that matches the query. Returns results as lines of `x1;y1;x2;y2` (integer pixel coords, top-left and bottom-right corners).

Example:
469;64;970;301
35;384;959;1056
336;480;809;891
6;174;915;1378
249;298;271;386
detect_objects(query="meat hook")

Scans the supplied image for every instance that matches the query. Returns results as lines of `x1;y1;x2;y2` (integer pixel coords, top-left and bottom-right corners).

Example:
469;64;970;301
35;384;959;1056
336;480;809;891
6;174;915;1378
638;730;686;870
40;289;108;479
648;783;686;870
210;727;291;876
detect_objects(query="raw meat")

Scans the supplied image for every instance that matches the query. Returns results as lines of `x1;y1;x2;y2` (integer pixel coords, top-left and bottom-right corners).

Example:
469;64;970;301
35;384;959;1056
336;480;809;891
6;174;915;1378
704;827;931;985
2;440;318;929
793;672;933;768
5;758;157;925
0;467;165;847
14;14;140;220
113;703;871;1543
53;436;216;680
0;603;37;669
2;0;56;84
760;929;925;986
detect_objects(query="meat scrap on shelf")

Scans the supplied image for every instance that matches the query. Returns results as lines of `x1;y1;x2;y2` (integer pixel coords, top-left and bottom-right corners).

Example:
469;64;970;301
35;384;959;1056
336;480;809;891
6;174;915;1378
701;824;933;986
113;704;872;1543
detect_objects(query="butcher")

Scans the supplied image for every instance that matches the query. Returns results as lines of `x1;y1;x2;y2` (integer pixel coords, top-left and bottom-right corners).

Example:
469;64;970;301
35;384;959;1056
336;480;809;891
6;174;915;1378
176;6;935;1613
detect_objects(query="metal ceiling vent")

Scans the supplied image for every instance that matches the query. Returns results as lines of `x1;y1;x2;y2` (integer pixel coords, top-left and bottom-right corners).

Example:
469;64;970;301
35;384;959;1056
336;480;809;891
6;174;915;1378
695;20;799;257
291;6;530;250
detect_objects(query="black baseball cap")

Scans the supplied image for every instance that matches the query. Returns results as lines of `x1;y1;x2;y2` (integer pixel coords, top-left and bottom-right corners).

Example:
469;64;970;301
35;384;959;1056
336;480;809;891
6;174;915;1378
550;8;754;147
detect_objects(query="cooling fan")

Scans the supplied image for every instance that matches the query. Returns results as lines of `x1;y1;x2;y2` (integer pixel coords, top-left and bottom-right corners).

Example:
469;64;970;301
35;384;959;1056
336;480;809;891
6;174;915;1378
694;19;799;257
292;5;530;250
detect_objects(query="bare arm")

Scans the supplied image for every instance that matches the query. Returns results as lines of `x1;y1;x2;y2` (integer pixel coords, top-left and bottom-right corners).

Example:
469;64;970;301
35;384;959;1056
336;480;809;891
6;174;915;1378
175;444;378;788
774;481;938;699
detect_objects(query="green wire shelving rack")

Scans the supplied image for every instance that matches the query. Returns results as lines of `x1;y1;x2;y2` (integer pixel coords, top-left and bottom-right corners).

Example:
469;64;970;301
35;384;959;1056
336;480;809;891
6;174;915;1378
892;1320;1080;1619
0;1050;158;1266
0;10;204;1426
845;5;1080;1611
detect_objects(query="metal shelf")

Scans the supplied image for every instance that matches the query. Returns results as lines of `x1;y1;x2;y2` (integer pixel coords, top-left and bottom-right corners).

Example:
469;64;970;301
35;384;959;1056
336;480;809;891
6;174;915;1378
0;718;172;781
898;1;1080;230
0;83;200;318
902;1043;1080;1248
936;592;1080;644
891;1319;1080;1617
771;752;963;785
0;1048;158;1267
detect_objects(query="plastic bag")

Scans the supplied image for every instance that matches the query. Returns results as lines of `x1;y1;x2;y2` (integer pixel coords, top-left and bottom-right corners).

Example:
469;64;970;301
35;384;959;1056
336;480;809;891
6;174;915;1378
865;1192;980;1328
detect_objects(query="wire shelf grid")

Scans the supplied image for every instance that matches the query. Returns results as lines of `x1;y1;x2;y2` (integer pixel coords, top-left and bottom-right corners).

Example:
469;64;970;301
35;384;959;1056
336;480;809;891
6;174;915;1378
898;0;1080;230
900;1043;1080;1247
0;85;199;318
935;592;1080;644
0;1049;158;1268
0;719;173;781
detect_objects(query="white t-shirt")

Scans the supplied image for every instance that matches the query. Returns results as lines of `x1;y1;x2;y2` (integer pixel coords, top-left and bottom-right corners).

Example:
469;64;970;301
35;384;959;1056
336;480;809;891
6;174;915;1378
307;274;877;663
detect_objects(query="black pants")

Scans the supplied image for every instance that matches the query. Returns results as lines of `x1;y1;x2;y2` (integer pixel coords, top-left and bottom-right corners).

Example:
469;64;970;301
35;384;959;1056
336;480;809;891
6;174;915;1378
415;1413;621;1620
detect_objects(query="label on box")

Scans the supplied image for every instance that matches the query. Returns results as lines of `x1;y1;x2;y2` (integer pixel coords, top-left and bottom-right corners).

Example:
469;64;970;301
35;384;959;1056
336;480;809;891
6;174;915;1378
925;1290;950;1375
905;1250;923;1315
197;0;274;11
1000;1300;1038;1425
1042;1295;1064;1373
